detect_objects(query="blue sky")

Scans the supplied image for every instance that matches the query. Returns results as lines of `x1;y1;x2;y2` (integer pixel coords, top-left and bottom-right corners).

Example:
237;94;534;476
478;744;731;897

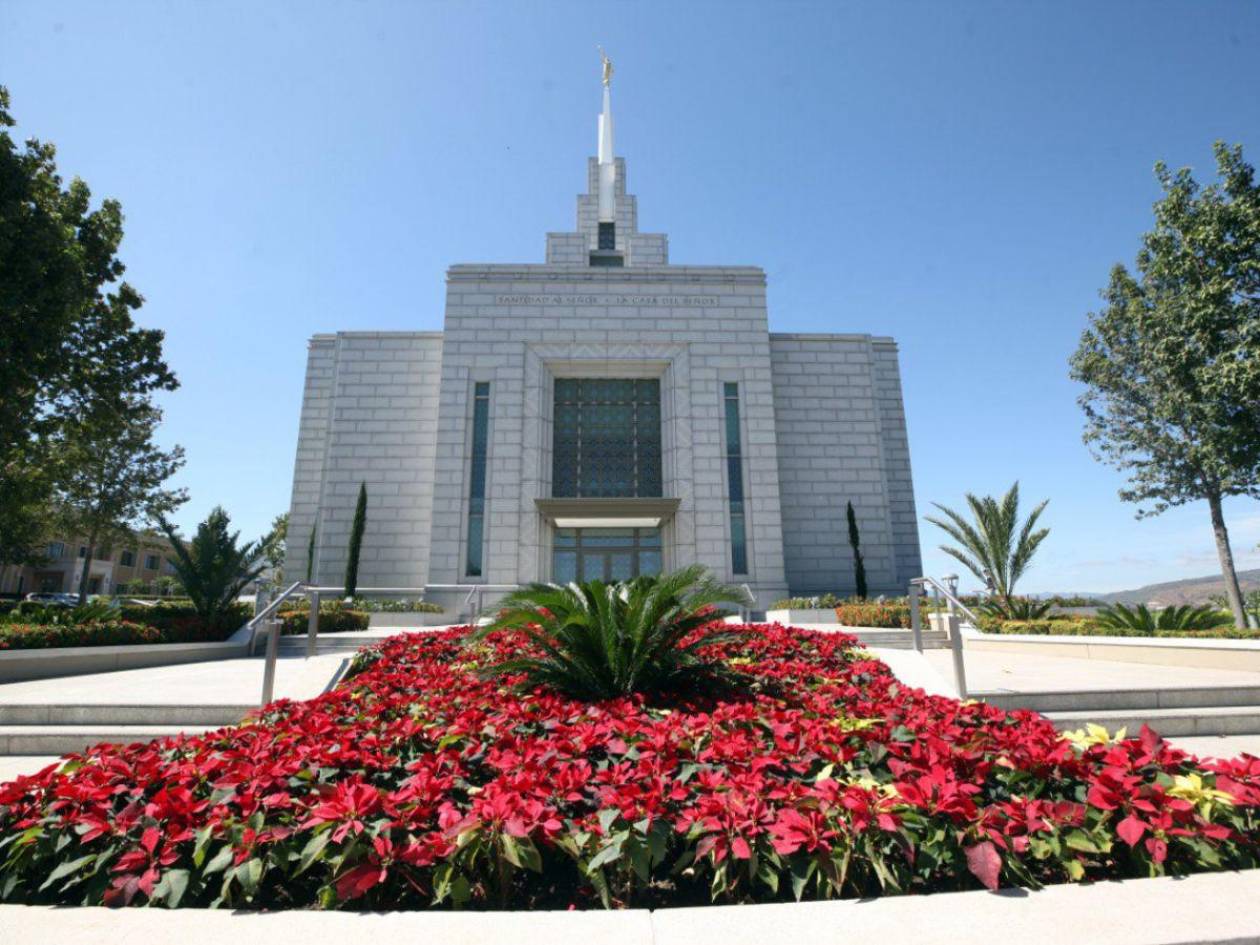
3;1;1258;593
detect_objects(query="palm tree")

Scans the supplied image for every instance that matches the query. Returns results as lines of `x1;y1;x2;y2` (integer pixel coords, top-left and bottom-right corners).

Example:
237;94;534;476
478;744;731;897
471;564;751;701
925;482;1049;613
159;507;270;628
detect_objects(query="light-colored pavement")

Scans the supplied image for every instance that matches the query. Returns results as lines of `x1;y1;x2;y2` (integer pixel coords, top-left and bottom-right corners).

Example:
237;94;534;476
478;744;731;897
926;647;1260;693
1168;734;1260;758
0;652;348;706
0;755;60;782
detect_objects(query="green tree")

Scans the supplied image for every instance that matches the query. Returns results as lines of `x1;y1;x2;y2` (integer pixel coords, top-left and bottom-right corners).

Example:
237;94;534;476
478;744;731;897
262;512;288;584
846;501;867;599
1070;142;1260;629
160;507;269;627
925;481;1049;614
0;85;177;567
344;484;367;597
306;526;317;583
54;399;186;603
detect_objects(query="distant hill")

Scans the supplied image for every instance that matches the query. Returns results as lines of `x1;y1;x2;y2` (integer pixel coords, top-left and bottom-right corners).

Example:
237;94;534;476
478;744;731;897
1084;568;1260;607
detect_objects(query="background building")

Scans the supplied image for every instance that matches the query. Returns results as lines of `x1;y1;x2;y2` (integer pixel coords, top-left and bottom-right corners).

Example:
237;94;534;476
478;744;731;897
0;531;181;598
287;76;921;610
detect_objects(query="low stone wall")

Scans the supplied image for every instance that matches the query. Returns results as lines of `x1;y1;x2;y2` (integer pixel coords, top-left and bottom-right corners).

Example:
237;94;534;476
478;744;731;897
0;637;251;684
367;612;451;629
764;608;837;625
0;870;1255;943
963;626;1260;672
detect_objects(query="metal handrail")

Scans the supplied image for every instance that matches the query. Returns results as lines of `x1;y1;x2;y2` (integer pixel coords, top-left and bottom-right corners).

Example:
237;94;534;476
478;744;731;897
909;576;971;698
253;580;306;706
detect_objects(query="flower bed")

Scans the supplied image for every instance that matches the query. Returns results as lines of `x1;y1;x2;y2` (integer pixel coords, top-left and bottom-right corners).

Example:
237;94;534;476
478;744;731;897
0;624;1257;910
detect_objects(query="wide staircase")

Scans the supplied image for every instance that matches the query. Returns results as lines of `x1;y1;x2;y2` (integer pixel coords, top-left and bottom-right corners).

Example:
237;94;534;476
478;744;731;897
843;627;951;650
0;702;249;756
981;685;1260;737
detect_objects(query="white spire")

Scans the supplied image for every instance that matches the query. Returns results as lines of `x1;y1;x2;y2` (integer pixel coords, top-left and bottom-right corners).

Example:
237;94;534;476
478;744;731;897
597;51;616;222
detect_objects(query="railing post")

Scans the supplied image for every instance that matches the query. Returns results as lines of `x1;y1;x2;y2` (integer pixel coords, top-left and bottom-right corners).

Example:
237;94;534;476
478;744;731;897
908;582;923;652
306;588;320;658
260;617;280;706
474;586;483;624
943;610;967;698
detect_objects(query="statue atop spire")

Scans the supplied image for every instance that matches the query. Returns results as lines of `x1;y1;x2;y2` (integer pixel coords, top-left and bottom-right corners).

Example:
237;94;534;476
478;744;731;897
598;46;614;88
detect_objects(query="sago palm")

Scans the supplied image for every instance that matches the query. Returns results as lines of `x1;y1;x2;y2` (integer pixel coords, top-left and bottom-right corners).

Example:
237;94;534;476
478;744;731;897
472;564;751;700
925;481;1049;612
1094;602;1232;633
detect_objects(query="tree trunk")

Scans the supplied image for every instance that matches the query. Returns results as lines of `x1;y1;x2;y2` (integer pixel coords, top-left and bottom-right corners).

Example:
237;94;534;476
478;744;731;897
76;534;96;606
1207;491;1248;629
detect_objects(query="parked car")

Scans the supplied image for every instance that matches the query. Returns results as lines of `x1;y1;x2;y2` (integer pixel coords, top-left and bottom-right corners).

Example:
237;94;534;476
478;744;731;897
23;592;78;607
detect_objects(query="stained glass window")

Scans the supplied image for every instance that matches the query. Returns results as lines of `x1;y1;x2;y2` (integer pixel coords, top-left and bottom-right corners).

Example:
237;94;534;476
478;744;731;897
724;382;748;574
552;378;662;497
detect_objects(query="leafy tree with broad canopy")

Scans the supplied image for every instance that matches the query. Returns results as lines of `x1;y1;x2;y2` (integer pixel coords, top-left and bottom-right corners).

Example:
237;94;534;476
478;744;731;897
54;399;186;603
0;85;178;567
1070;142;1260;629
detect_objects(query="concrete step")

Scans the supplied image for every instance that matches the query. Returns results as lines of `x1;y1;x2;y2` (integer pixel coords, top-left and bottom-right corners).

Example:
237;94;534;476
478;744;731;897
849;630;951;650
0;704;252;726
278;639;373;654
982;685;1260;714
0;724;219;756
1042;706;1260;738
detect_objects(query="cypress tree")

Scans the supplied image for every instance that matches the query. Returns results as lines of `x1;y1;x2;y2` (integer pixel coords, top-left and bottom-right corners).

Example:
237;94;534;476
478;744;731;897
306;526;317;583
846;501;867;599
344;484;367;598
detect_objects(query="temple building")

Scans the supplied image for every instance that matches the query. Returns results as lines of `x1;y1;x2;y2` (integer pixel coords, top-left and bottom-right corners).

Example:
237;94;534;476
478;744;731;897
286;65;921;610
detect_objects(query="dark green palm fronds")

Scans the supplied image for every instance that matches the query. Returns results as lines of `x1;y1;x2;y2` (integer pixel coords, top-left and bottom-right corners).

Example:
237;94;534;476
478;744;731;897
471;564;753;701
1094;602;1233;633
925;481;1049;605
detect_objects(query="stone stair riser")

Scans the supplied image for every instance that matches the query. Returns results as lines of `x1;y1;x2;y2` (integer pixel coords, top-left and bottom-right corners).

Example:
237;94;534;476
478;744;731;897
0;705;251;726
985;687;1260;714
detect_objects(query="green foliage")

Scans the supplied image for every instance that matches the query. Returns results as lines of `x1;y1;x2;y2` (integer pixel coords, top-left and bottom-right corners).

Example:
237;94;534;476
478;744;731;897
473;564;751;700
925;481;1049;606
1094;602;1234;633
0;600;249;649
0;85;179;568
306;526;316;583
1069;142;1260;629
978;617;1258;640
771;594;846;610
55;399;186;602
160;507;269;626
846;501;867;599
350;597;442;613
276;599;369;635
833;601;911;628
262;512;287;584
978;596;1053;621
344;484;367;597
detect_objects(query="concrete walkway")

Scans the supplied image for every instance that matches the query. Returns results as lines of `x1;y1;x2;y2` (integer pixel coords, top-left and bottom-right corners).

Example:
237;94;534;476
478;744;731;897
925;647;1260;693
0;652;348;706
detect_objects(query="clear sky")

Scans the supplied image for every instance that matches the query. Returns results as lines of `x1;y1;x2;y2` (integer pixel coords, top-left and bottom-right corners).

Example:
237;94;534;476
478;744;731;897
3;1;1258;594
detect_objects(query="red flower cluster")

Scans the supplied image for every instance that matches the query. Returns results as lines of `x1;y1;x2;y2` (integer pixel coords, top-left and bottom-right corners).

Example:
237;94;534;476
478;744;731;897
0;624;1257;910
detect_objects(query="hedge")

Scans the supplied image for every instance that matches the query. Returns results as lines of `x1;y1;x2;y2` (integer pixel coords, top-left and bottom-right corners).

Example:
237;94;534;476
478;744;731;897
0;602;251;651
834;601;911;629
978;619;1260;640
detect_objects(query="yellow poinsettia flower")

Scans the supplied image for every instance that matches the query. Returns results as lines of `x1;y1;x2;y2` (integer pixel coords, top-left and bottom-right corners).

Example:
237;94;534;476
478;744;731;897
1062;723;1127;749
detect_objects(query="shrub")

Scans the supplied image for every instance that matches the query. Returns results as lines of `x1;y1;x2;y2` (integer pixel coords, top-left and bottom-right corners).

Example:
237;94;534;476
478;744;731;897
277;599;369;635
834;601;911;628
1;625;1257;910
474;564;750;700
771;594;843;610
1095;603;1234;633
0;620;164;650
350;598;443;614
978;596;1053;621
160;507;269;628
975;618;1260;640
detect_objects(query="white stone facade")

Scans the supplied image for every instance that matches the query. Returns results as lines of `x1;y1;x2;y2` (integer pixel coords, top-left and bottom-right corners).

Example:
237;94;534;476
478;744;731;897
287;93;921;607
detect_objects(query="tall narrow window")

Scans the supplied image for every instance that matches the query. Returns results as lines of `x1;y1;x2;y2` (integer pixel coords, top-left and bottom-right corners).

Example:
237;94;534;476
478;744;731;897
723;382;748;574
598;222;616;250
466;382;490;577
